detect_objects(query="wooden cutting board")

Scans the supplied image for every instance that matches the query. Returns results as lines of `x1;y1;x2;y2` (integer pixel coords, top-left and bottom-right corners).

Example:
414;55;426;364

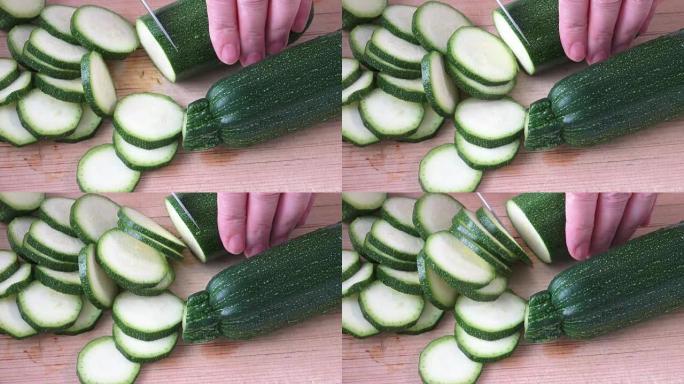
343;193;684;383
0;193;341;384
0;0;342;192
342;0;684;192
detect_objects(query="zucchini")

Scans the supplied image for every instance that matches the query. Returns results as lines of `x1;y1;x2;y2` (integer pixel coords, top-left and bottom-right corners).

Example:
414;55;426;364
0;0;44;30
342;250;361;281
413;193;463;238
0;71;32;106
0;263;31;298
70;194;120;244
342;102;380;147
419;143;483;193
57;298;102;335
56;104;103;143
26;28;87;70
452;209;517;263
34;265;81;295
416;252;458;310
37;197;76;236
26;219;84;263
113;93;183;149
119;225;184;262
17;280;82;331
34;74;84;103
164;193;230;262
447;27;518;86
368;219;424;261
360;88;424;138
376;73;425;103
113;291;184;341
342;262;374;297
77;144;141;192
451;232;512;276
455;132;520;170
0;57;19;89
349;24;378;67
7;25;36;67
342;293;380;338
458;274;508;302
0;294;37;339
81;51;117;117
182;223;340;343
77;336;141;384
412;1;472;54
376;265;421;295
448;62;515;100
117;206;185;252
492;0;566;75
342;70;374;105
421;51;458;117
78;244;118;310
182;32;340;151
71;5;139;60
342;192;386;222
0;192;44;223
506;193;568;263
525;222;684;342
127;268;175;298
364;45;421;79
358;280;424;331
0;103;37;147
419;335;483;384
380;5;417;43
348;216;377;254
342;57;361;88
397;104;445;143
7;217;37;259
18;88;83;138
455;323;520;363
476;207;531;265
22;48;81;80
369;28;426;70
37;5;77;44
112;323;178;363
423;231;495;290
23;242;78;272
455;98;525;148
0;250;19;282
398;300;443;335
380;196;418;235
363;239;417;271
342;0;386;30
455;291;526;341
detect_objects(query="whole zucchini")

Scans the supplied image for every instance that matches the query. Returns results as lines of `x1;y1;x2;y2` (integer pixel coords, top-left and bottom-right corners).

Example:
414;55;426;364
182;223;341;343
182;31;341;151
525;29;684;150
136;0;314;83
525;222;684;343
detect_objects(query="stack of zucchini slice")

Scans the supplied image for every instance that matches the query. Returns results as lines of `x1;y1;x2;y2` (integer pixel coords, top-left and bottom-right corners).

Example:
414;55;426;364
342;192;533;384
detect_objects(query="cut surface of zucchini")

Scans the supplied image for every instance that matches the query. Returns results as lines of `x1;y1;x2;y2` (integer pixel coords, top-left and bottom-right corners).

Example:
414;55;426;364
0;58;19;89
22;49;80;80
112;291;184;341
399;299;444;334
342;249;361;281
380;196;418;236
349;24;378;64
397;104;445;143
424;231;495;289
369;219;424;259
455;291;526;340
506;198;555;263
97;229;168;289
127;267;175;297
57;297;102;335
377;73;425;102
380;5;417;43
57;104;103;143
0;294;37;339
360;88;424;138
117;206;185;251
71;5;139;59
342;69;373;105
71;194;120;243
460;274;508;302
17;280;82;331
342;192;387;211
0;192;45;214
82;51;117;117
77;336;141;384
0;71;32;106
449;63;515;99
113;93;184;149
476;207;531;265
342;293;380;338
349;216;377;253
0;263;31;297
422;51;458;117
7;217;37;258
79;244;118;309
113;130;178;171
77;144;141;193
453;209;517;263
419;335;483;384
419;144;483;193
342;262;374;296
7;25;36;64
0;250;19;281
37;196;75;235
369;28;426;69
455;132;520;170
35;74;84;103
416;253;458;310
342;102;379;147
0;103;36;147
27;28;87;70
364;45;421;79
359;280;424;330
412;1;472;53
455;323;520;363
38;5;77;43
363;239;417;271
342;57;361;88
113;323;178;363
413;193;463;238
34;265;81;295
376;264;420;295
447;27;518;85
492;9;535;75
455;98;526;148
27;219;84;262
18;88;82;138
0;0;45;19
342;0;387;18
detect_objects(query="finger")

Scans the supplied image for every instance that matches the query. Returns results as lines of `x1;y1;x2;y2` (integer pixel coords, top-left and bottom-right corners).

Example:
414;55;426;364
565;193;598;260
612;0;653;53
245;193;280;257
237;0;269;66
217;193;248;254
638;0;661;35
559;0;589;62
586;0;622;64
207;0;241;64
266;0;301;54
270;193;312;246
642;194;657;225
292;0;313;33
298;194;315;226
612;193;658;245
589;193;631;255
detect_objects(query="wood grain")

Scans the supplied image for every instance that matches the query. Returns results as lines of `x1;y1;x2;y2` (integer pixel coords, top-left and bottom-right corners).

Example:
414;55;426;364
0;193;342;384
0;0;342;192
342;0;684;192
343;193;684;383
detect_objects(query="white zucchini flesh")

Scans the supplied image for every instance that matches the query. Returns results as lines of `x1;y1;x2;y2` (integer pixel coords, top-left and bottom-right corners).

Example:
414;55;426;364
417;254;458;309
97;229;168;287
448;27;518;84
113;93;184;144
455;98;526;143
371;219;424;256
349;216;377;250
381;196;417;231
113;323;178;361
113;291;184;335
455;323;520;362
342;0;387;18
0;263;31;296
17;280;83;330
342;102;379;146
424;231;495;287
349;24;378;57
378;73;424;94
0;71;31;104
39;197;75;231
455;133;520;169
113;130;178;169
77;336;141;384
72;6;139;55
377;265;419;286
414;193;463;236
0;294;37;338
37;74;84;95
359;280;424;330
419;336;483;384
71;194;120;243
0;58;17;83
118;207;185;249
135;19;176;82
506;200;551;262
0;103;36;146
419;144;483;193
0;0;44;18
18;89;83;137
164;198;207;262
342;262;374;296
36;265;81;286
342;192;387;210
7;25;36;57
80;244;118;309
423;52;458;116
77;144;141;193
29;28;88;65
39;5;76;39
492;11;535;75
29;220;84;258
83;51;117;116
381;5;416;38
342;250;360;278
401;300;443;333
413;1;472;53
359;88;424;137
455;292;527;335
470;274;508;298
342;57;360;84
0;250;18;279
371;28;427;66
342;294;379;338
399;104;444;142
59;104;103;142
0;192;45;211
60;298;102;334
451;64;515;96
7;217;37;252
341;70;373;104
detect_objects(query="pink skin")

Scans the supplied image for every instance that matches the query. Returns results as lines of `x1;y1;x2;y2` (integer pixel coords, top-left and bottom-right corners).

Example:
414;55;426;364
217;193;314;257
565;193;657;260
206;0;313;66
559;0;662;64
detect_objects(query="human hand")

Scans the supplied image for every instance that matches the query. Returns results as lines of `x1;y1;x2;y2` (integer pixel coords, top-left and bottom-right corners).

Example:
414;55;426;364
565;192;657;260
206;0;313;66
559;0;662;64
217;192;315;257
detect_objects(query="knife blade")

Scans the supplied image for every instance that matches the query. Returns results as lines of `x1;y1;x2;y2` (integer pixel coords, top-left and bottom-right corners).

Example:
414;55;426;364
171;193;199;230
138;0;179;50
476;192;505;227
494;0;530;45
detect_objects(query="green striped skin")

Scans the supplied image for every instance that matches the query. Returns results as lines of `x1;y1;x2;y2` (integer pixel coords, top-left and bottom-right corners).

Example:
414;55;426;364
342;9;375;31
182;223;341;343
119;227;184;262
416;252;457;310
526;29;684;150
0;61;18;89
376;74;425;103
113;291;183;341
23;241;78;272
376;266;421;295
1;201;37;223
25;40;81;71
34;267;81;295
342;201;380;223
476;208;531;265
22;50;80;79
0;9;40;31
0;251;19;281
349;216;377;254
507;193;568;262
451;210;516;264
81;51;115;117
363;240;417;271
367;234;418;262
349;24;379;68
525;222;684;343
364;47;421;79
183;32;341;151
0;265;32;299
0;73;32;107
455;291;525;340
450;231;512;276
117;208;185;253
367;41;421;71
127;268;176;297
34;75;84;103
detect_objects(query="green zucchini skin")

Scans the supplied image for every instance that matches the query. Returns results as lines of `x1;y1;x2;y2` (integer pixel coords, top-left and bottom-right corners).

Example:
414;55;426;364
182;223;341;343
526;29;684;150
183;32;341;151
525;222;684;343
508;193;568;262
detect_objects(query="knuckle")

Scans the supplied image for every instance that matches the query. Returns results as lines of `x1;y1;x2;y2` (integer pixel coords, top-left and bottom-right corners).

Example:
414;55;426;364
238;0;267;8
600;192;631;205
594;0;622;6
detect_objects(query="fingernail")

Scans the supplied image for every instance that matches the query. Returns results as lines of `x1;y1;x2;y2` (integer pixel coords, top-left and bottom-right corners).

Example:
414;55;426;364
267;39;285;55
242;52;263;66
588;51;608;65
220;44;239;65
227;234;244;255
571;245;590;261
568;42;586;62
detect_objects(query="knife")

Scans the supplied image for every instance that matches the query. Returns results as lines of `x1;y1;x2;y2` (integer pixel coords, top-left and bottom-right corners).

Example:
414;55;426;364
170;193;199;230
138;0;179;50
476;192;505;227
494;0;530;45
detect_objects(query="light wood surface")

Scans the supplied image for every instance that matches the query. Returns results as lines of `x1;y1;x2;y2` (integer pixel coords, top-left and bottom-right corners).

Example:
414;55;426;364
0;0;341;192
343;193;684;383
342;1;684;192
0;193;341;384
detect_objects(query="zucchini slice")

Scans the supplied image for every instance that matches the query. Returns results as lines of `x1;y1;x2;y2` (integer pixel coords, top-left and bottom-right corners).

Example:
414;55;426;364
452;209;517;263
455;98;526;148
0;192;44;221
0;250;19;282
117;207;185;252
113;130;178;171
369;28;426;70
399;299;444;335
27;28;87;70
112;291;184;341
77;336;141;384
0;0;45;27
17;280;82;331
455;132;520;170
57;104;103;143
77;144;141;193
424;231;495;290
342;70;374;105
506;193;567;263
380;196;418;235
448;62;515;100
0;57;19;89
397;104;445;143
412;1;472;53
453;234;512;276
416;253;458;310
377;73;425;103
376;265;421;295
71;194;120;244
363;239;417;271
419;335;483;384
349;24;378;65
359;280;424;331
0;294;37;339
18;88;83;138
0;103;36;147
37;196;76;236
113;93;184;149
342;57;361;88
476;207;531;265
34;265;81;295
0;263;31;298
342;0;387;28
0;71;32;106
422;51;458;117
360;88;424;138
342;102;379;147
342;293;380;338
22;48;81;79
119;227;184;261
71;5;139;60
456;323;520;363
364;45;421;79
27;220;84;262
7;217;37;258
454;291;527;340
78;244;118;310
459;274;508;302
368;219;424;260
342;262;374;297
97;229;169;289
342;192;386;222
37;5;77;44
7;25;36;66
127;267;175;297
349;216;377;254
113;323;178;363
342;250;361;281
57;297;102;335
82;51;118;117
413;193;463;239
419;143;483;193
380;5;417;43
34;74;84;103
23;242;78;272
447;27;518;86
